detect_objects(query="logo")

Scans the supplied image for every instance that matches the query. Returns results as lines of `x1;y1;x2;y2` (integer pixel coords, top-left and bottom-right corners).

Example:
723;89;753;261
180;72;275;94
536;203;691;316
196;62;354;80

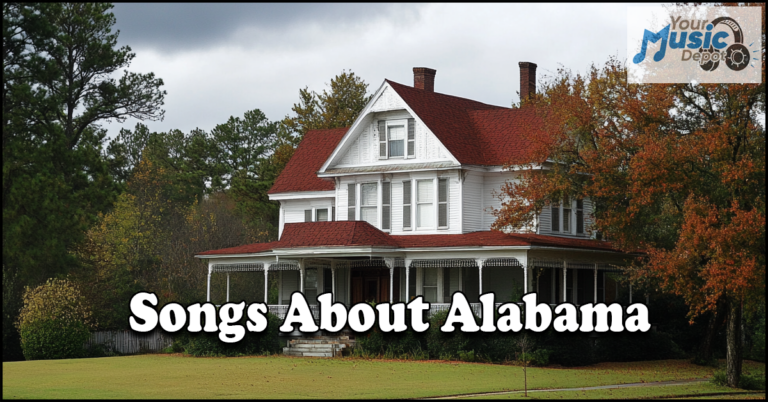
627;6;761;83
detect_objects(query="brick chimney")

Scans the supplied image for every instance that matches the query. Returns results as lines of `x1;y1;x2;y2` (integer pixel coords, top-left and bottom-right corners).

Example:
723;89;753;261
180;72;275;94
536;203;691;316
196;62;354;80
519;62;537;101
413;67;436;92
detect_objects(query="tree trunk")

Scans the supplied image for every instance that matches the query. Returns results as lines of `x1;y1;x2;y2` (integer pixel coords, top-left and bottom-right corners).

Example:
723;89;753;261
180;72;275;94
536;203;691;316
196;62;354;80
698;299;726;363
725;299;742;388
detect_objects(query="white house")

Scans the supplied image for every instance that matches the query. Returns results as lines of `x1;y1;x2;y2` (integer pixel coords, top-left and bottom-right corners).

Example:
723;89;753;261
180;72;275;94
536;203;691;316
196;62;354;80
196;64;632;320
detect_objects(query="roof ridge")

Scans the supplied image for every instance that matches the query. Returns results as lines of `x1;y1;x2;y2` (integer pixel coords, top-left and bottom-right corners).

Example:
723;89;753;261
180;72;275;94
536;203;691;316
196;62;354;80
385;79;508;110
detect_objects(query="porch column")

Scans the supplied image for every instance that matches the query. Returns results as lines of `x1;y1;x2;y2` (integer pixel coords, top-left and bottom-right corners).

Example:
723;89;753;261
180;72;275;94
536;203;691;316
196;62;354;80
331;261;336;302
264;263;270;304
476;259;485;295
207;263;212;302
385;258;394;302
594;263;598;303
299;259;305;293
562;261;567;303
523;264;528;294
226;273;230;303
405;259;412;301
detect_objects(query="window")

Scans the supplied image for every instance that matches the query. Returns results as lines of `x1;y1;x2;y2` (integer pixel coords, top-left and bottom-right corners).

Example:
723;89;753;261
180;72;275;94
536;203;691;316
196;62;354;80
305;209;312;222
347;183;356;220
423;268;438;303
305;268;318;304
388;125;405;157
378;119;414;159
438;178;448;228
563;196;571;233
316;209;329;222
382;182;391;230
576;199;584;234
360;183;378;225
551;202;560;232
417;180;434;228
403;180;412;230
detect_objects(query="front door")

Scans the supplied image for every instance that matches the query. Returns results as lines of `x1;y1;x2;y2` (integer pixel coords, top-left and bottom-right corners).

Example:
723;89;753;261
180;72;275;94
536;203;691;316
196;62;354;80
350;268;398;304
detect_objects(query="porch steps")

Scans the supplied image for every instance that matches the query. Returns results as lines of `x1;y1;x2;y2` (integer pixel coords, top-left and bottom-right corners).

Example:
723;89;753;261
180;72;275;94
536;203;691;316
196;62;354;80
282;335;355;358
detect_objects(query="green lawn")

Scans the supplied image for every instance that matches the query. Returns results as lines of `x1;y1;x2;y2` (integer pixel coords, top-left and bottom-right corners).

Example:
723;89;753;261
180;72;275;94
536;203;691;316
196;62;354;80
2;356;764;399
461;383;763;399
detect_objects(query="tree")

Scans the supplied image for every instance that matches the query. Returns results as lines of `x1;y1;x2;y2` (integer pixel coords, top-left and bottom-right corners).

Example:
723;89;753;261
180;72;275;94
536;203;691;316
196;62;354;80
3;2;165;360
492;55;765;387
282;70;372;138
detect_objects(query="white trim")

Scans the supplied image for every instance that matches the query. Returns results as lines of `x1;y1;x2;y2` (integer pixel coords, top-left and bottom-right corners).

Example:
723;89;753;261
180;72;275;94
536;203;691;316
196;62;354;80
318;81;461;173
269;190;335;201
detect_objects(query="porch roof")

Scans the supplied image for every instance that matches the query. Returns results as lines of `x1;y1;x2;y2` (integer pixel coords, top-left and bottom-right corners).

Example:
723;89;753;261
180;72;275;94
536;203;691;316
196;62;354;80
195;221;618;257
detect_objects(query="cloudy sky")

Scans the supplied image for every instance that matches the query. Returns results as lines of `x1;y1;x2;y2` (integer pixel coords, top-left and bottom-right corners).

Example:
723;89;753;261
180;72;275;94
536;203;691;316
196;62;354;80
106;3;629;138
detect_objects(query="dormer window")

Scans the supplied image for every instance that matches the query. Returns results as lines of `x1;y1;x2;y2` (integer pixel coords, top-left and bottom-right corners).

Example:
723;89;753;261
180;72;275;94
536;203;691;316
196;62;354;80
378;118;415;159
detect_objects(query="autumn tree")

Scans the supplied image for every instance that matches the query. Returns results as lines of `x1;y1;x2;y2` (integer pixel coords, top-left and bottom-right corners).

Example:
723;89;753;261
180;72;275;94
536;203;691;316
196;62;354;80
492;56;765;387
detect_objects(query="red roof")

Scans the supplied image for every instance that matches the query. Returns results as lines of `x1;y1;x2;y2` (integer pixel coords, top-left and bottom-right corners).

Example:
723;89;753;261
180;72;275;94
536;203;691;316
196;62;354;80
387;80;541;166
196;222;616;256
267;127;347;194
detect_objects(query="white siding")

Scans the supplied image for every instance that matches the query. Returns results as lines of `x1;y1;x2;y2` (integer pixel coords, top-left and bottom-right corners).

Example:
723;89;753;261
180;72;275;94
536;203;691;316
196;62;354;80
462;171;484;232
482;173;510;230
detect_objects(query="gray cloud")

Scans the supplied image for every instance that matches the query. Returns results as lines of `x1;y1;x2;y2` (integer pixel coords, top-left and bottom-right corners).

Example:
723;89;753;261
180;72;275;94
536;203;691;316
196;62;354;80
112;3;423;52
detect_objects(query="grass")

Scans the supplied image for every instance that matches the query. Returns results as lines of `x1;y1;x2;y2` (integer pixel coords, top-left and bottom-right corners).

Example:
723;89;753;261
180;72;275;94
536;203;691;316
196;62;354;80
461;383;763;399
2;356;764;399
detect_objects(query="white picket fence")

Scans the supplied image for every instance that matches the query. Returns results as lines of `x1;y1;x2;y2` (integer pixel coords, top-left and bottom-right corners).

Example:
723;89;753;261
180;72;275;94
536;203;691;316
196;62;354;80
85;330;173;355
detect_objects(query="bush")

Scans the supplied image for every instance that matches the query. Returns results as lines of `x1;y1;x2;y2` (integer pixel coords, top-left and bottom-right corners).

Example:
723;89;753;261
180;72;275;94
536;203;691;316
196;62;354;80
17;278;93;360
542;332;596;367
711;370;766;390
356;327;425;359
594;331;684;362
520;349;550;366
178;313;282;357
426;310;480;360
20;319;90;360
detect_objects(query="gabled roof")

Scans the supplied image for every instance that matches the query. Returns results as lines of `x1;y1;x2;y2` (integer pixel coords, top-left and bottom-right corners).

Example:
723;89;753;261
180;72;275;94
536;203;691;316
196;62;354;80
386;80;541;166
268;127;348;194
196;222;616;256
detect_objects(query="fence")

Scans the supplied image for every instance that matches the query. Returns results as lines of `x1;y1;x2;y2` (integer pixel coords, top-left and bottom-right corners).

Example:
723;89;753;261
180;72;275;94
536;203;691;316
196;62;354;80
85;329;173;355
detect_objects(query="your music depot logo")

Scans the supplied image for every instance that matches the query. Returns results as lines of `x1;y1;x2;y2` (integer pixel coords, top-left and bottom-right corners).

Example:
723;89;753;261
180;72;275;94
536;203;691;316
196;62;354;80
628;6;762;83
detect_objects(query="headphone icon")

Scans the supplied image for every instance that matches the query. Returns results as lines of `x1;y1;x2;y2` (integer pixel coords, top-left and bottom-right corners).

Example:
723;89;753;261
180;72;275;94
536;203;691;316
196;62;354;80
698;17;749;72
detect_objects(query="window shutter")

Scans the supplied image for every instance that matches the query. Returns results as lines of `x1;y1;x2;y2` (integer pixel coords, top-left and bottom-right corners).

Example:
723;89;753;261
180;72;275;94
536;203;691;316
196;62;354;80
378;121;387;158
403;180;412;229
347;183;356;220
438;178;448;228
332;206;335;222
305;210;312;222
576;199;584;234
382;182;391;230
551;203;560;232
407;118;415;157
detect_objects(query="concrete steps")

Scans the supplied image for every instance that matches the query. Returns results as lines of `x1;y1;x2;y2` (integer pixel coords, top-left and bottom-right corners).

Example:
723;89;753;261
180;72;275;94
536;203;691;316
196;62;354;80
282;335;355;358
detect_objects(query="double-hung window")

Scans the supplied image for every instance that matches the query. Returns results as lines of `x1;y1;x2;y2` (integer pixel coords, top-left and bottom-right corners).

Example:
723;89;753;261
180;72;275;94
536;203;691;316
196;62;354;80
562;196;571;233
422;268;438;303
417;180;434;229
551;201;560;232
360;183;378;225
379;119;415;159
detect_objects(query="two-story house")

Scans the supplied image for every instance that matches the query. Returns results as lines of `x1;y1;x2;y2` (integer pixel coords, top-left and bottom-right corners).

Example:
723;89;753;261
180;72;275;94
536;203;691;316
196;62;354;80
196;64;631;319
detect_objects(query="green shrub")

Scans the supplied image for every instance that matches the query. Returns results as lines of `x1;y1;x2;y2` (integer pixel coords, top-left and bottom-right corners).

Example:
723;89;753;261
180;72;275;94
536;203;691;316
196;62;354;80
355;324;426;359
711;370;765;390
520;349;550;366
20;319;90;360
17;278;93;360
594;332;684;362
543;332;596;366
739;372;766;391
178;312;282;357
426;310;479;360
